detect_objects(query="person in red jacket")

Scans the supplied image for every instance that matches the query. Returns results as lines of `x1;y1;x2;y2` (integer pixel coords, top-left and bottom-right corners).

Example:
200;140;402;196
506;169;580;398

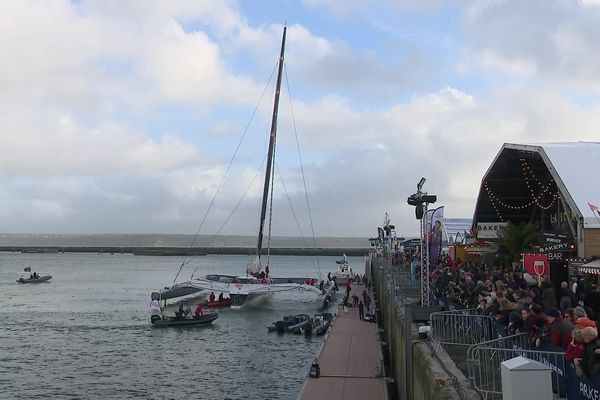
566;328;585;363
547;309;574;349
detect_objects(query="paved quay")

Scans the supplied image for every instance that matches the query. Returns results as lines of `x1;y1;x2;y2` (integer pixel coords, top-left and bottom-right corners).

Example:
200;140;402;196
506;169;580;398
298;284;387;400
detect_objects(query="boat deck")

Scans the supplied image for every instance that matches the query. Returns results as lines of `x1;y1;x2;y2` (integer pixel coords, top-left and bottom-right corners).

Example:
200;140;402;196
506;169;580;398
298;283;386;400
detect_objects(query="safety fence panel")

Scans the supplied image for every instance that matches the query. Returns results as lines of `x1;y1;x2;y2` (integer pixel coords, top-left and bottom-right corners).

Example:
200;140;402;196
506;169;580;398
467;334;566;400
430;309;496;346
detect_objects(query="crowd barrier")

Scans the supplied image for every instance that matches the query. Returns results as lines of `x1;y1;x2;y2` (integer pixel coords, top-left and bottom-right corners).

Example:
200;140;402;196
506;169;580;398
430;309;496;346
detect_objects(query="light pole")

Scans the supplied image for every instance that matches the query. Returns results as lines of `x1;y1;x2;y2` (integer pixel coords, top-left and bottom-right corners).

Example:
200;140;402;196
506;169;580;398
407;178;437;307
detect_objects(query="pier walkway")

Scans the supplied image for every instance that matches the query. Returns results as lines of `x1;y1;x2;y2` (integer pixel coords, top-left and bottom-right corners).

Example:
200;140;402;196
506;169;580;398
298;284;386;400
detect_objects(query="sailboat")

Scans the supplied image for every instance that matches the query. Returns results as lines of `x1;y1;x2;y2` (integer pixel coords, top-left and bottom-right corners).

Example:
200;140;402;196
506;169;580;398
178;27;321;308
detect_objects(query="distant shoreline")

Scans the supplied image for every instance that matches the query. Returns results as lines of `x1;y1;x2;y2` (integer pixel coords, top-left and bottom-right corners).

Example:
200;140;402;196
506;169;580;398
1;246;370;257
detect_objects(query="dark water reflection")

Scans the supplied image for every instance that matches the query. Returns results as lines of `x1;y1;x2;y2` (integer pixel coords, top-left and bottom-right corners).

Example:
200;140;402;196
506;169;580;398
0;253;361;399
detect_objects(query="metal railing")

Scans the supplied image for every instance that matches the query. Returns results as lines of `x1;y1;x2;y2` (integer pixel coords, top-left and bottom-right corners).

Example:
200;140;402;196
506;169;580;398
430;309;496;346
467;334;566;399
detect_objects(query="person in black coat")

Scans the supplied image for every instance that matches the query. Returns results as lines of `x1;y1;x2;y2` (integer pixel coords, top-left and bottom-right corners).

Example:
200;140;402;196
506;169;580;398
576;327;600;378
358;301;364;321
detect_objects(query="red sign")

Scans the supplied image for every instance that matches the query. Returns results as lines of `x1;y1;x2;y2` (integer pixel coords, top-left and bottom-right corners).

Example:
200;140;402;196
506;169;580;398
523;253;550;277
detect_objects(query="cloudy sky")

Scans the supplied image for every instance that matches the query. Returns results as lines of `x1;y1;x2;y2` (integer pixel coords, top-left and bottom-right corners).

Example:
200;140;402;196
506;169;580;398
1;0;599;238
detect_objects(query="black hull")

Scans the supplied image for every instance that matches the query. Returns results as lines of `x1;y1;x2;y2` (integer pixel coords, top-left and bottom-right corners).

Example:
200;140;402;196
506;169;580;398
151;313;218;328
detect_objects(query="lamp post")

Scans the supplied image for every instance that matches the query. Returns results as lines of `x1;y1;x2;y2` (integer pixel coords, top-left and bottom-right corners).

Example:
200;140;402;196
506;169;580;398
407;178;437;307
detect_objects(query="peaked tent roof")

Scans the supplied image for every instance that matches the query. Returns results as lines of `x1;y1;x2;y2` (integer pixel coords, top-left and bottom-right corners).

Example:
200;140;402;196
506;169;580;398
495;142;600;229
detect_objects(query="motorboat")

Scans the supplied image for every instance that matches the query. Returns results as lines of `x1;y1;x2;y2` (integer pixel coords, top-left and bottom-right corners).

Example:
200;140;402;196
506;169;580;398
17;275;52;284
150;312;218;328
330;263;353;287
304;313;333;336
268;314;296;333
267;314;312;334
286;314;311;334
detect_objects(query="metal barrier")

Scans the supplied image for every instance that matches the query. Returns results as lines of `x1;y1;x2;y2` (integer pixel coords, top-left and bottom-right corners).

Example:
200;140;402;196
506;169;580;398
467;334;566;399
430;309;496;346
380;265;421;303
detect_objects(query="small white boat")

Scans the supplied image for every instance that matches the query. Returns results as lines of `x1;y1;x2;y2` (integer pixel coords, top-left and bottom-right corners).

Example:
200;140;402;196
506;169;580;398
330;263;353;287
17;275;52;284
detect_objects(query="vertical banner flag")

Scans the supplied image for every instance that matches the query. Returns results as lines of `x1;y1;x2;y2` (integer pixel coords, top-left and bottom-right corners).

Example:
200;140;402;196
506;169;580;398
429;206;444;270
425;209;434;243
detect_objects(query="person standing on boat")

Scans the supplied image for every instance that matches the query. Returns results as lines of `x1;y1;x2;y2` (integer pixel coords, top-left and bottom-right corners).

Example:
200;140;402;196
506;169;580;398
218;292;224;301
209;291;216;303
194;302;204;316
265;264;270;278
150;293;163;323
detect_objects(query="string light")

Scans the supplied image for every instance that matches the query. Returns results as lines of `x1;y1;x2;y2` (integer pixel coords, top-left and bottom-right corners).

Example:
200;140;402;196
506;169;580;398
483;157;559;214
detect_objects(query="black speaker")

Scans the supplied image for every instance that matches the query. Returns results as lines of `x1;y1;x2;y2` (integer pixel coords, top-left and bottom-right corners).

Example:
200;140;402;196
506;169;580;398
415;204;424;219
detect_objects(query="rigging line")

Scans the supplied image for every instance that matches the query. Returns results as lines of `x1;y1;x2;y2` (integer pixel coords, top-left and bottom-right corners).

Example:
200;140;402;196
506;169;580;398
209;153;268;240
284;64;322;279
274;162;319;274
172;61;279;284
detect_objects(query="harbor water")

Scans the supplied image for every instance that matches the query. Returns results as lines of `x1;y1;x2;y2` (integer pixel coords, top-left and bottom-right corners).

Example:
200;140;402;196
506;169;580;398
0;252;362;399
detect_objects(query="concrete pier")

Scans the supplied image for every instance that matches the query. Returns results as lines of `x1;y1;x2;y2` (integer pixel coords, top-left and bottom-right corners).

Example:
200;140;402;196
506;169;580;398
298;284;387;400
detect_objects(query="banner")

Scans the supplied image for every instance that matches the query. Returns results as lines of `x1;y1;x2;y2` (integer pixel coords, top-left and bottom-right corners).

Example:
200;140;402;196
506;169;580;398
429;206;444;270
424;209;434;243
523;253;550;279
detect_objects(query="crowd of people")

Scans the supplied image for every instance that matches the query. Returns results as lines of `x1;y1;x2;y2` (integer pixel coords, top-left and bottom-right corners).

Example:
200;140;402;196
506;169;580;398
428;257;600;380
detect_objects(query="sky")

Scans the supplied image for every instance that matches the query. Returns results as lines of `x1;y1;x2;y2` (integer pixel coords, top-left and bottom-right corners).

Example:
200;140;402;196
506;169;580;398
2;0;600;239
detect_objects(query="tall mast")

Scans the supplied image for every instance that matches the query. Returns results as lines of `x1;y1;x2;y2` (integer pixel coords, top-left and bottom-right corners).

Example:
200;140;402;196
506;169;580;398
257;26;286;257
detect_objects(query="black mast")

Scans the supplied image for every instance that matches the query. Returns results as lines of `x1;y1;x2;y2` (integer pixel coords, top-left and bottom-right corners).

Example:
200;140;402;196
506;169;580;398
256;26;286;258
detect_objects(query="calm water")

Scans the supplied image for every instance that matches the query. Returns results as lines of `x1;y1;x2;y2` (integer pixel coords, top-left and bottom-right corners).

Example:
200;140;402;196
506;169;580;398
0;252;363;400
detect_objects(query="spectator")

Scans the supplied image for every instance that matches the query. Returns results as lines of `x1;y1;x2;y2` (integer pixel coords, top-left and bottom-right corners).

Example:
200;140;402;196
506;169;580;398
358;301;364;321
542;282;558;312
574;307;597;330
507;311;524;335
546;309;574;349
575;327;600;379
531;316;550;348
566;328;585;363
559;281;571;303
521;307;535;334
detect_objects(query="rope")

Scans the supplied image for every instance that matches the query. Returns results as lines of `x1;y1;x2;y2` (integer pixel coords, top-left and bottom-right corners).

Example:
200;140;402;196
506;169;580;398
284;64;322;280
209;153;267;239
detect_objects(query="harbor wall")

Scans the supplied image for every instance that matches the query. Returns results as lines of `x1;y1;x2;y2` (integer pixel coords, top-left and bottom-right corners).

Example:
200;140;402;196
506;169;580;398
369;254;477;400
0;246;369;257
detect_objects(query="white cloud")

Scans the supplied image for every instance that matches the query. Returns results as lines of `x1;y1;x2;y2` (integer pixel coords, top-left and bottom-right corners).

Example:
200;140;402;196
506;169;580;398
462;0;600;88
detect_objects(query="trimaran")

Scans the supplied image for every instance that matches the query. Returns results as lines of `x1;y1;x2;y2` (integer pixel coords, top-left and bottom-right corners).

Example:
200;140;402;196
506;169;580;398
159;27;325;308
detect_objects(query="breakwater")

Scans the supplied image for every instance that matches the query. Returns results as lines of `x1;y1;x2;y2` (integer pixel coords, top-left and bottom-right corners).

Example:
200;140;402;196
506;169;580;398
0;246;370;257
